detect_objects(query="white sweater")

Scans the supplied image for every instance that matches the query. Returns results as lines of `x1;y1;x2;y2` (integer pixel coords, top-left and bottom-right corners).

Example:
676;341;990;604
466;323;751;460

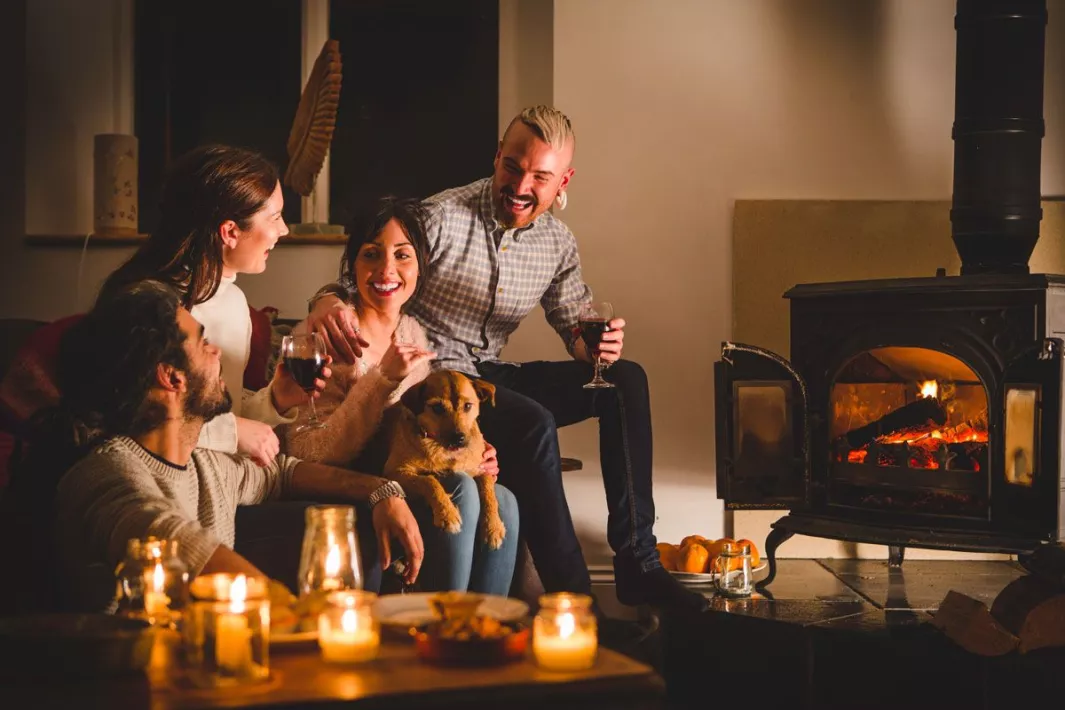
190;275;295;452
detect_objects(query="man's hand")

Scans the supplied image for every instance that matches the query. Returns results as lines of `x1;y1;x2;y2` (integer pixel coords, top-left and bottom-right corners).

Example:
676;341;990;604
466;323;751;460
235;417;280;466
597;318;626;363
575;317;626;364
479;442;499;479
307;294;369;364
379;340;436;384
270;356;332;413
372;497;424;585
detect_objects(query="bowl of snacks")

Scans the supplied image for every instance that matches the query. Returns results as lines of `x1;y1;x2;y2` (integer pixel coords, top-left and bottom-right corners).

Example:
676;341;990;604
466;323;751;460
414;614;529;666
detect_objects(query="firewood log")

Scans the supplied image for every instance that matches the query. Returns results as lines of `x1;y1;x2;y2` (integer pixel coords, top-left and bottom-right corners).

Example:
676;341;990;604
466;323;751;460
990;575;1065;653
930;590;1019;656
842;396;948;449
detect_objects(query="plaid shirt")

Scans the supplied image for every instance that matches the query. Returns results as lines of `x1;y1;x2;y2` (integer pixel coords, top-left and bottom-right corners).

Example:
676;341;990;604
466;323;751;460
417;178;591;374
326;178;592;375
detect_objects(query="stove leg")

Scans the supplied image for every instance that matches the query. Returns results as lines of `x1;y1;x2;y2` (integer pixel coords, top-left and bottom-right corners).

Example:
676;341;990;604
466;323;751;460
888;545;905;568
756;527;795;589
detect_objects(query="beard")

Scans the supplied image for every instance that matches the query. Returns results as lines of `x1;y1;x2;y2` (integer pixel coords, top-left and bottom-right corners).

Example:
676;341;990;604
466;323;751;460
496;185;540;228
184;366;233;423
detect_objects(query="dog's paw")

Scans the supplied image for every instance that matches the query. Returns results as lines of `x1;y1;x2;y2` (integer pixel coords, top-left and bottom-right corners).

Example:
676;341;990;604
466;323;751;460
434;503;463;534
482;516;507;550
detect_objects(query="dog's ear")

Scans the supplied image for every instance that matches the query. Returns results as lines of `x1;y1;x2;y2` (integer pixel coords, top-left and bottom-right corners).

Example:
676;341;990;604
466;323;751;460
401;381;427;414
471;379;496;408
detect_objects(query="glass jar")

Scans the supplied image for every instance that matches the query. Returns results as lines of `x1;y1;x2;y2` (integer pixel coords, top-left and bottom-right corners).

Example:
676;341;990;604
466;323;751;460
298;505;362;595
317;590;380;664
184;574;270;688
713;542;754;598
532;593;598;671
114;537;188;627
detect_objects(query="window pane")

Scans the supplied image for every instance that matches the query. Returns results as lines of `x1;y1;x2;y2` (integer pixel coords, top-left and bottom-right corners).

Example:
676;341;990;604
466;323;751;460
1005;387;1038;487
734;382;793;481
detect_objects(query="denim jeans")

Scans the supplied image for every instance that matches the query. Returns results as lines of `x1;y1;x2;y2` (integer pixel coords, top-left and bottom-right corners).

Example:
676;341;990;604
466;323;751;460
406;472;519;596
477;359;659;594
236;476;519;597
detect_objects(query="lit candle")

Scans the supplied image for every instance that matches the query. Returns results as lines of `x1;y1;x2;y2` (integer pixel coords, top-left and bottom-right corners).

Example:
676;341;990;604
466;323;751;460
533;607;598;671
318;591;380;664
322;543;343;590
215;575;253;673
143;562;171;618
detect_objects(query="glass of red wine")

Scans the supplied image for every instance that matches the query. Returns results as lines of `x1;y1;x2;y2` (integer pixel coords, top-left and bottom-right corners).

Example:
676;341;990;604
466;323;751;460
579;301;616;389
282;332;328;432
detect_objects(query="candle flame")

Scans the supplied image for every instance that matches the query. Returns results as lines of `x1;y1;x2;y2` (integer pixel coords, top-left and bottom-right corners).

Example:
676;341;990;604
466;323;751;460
919;380;938;399
152;563;164;592
325;545;341;577
230;574;247;613
557;611;575;639
341;608;358;633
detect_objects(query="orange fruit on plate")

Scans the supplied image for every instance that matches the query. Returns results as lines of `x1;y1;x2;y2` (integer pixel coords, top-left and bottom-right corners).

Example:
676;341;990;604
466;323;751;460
656;542;680;571
680;534;710;549
736;538;761;567
678;543;711;573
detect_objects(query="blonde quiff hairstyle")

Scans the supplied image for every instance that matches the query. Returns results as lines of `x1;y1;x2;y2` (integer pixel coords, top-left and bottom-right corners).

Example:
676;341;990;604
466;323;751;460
507;105;575;153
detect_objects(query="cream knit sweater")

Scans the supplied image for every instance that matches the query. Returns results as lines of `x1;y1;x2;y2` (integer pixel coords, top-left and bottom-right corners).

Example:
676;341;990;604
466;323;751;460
55;436;299;611
279;314;430;466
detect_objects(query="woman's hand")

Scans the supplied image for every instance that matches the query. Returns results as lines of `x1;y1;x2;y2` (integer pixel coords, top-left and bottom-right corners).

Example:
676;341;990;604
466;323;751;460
479;442;499;480
235;416;280;466
379;341;436;384
306;295;368;364
270;356;332;413
372;497;424;585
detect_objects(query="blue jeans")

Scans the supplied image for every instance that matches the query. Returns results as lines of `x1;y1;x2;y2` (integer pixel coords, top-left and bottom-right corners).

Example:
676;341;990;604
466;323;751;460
407;473;519;596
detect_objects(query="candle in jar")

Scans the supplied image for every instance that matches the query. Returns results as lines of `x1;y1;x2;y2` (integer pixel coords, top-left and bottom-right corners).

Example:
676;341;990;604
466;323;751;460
533;611;598;671
143;562;171;618
215;575;253;673
322;544;343;591
319;608;379;663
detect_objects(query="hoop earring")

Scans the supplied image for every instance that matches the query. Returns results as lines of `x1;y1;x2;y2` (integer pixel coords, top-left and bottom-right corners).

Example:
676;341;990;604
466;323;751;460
555;191;568;210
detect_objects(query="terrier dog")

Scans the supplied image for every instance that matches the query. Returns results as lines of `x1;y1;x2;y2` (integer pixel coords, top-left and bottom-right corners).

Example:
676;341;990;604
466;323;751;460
379;370;505;549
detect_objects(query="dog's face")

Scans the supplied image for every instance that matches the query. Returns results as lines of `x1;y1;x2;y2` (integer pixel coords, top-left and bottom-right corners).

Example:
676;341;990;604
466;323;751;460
400;371;496;451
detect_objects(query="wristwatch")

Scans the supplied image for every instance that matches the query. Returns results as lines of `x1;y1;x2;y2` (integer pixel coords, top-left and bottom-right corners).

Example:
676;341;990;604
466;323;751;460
368;480;406;508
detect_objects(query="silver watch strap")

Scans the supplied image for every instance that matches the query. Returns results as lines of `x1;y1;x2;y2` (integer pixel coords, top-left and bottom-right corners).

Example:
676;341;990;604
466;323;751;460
368;480;406;507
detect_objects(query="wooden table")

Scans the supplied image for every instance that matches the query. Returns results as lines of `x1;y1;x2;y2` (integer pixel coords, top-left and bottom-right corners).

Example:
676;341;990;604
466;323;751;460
1;633;664;710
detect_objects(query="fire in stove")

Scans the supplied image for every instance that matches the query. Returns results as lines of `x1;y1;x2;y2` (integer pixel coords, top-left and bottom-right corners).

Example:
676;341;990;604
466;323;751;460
830;347;989;473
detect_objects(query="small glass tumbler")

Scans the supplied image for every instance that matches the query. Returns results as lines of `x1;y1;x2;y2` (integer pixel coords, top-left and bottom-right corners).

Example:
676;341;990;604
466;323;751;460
114;537;188;628
532;593;598;672
713;542;754;598
318;590;380;664
184;574;270;688
298;505;363;595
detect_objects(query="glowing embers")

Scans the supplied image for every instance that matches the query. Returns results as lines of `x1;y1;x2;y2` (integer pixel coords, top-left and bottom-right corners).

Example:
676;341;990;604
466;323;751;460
831;348;988;472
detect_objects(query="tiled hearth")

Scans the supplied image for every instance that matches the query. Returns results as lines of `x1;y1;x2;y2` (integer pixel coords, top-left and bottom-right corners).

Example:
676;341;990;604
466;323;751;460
660;560;1063;710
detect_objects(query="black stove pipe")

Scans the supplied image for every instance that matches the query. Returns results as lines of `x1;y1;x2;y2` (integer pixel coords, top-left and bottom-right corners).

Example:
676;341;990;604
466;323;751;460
951;0;1047;275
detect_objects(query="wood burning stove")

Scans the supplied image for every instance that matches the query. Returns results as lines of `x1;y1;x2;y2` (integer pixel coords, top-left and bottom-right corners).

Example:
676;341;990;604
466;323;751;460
714;0;1059;585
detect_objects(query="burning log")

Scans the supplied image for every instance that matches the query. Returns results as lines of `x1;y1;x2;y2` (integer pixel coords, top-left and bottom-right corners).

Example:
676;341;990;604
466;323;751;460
841;396;948;449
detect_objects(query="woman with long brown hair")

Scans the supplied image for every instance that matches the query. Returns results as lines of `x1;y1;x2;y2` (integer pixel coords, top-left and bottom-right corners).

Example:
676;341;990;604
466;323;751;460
99;144;322;464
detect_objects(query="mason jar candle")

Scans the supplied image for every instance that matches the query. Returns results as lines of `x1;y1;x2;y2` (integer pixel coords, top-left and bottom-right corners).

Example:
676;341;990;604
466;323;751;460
532;593;598;671
318;590;380;664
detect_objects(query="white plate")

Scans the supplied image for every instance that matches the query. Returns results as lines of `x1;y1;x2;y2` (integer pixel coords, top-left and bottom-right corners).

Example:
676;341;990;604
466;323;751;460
374;593;529;631
669;560;768;586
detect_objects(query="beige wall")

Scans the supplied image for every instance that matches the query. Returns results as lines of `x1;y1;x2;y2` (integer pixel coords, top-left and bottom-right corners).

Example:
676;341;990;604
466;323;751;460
9;0;1065;565
546;0;1065;563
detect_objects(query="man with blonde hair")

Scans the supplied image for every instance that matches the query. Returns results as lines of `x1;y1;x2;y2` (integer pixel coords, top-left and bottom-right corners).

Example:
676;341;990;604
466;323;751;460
309;106;707;613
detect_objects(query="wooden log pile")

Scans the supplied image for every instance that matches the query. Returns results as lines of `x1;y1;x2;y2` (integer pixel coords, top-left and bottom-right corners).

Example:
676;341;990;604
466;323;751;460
930;544;1065;655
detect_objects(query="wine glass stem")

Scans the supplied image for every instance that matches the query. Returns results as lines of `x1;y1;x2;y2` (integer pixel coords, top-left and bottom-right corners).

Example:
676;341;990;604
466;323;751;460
594;355;602;381
308;394;320;423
